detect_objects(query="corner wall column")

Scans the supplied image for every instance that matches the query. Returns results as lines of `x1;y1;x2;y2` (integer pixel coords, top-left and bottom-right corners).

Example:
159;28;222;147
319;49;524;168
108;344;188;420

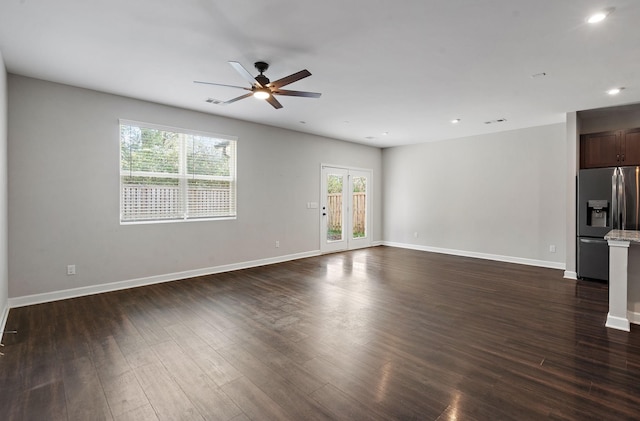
564;112;578;279
606;239;630;331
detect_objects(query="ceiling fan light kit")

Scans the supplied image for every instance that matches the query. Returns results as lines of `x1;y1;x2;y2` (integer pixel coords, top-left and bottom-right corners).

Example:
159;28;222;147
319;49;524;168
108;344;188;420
587;7;614;23
253;89;270;99
195;61;321;109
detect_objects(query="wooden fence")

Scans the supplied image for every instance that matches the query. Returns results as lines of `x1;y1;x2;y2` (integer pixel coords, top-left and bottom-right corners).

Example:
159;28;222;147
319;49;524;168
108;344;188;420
121;185;232;220
327;192;366;236
122;185;363;232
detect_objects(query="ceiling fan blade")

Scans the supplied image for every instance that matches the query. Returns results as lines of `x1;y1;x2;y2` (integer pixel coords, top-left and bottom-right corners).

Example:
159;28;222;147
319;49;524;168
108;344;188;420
224;92;253;105
274;89;321;98
268;70;311;89
229;61;263;88
194;81;250;90
265;95;283;109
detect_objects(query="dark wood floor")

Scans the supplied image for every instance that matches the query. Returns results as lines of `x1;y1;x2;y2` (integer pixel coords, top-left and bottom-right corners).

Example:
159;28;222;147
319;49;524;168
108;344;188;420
2;246;640;420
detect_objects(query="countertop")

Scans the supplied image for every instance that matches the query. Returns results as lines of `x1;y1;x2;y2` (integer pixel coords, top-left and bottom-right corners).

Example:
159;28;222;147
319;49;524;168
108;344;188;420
605;229;640;243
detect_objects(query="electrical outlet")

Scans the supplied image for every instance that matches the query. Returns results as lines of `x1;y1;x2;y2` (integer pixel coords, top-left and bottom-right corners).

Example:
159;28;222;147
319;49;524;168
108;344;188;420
275;240;280;248
549;245;556;253
414;231;419;238
67;264;76;275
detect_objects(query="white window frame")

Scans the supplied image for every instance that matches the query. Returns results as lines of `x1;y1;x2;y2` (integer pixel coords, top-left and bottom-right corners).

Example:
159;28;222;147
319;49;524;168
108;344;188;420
119;119;237;224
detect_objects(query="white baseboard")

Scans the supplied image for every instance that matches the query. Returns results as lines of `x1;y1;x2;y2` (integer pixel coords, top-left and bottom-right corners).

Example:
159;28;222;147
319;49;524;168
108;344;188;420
383;241;566;270
4;242;567;309
563;271;578;280
0;302;8;336
606;313;631;331
628;310;640;326
8;250;321;309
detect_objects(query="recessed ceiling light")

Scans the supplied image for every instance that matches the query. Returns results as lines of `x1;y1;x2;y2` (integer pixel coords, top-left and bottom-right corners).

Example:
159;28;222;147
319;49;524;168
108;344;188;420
451;119;461;124
607;87;623;95
587;8;614;24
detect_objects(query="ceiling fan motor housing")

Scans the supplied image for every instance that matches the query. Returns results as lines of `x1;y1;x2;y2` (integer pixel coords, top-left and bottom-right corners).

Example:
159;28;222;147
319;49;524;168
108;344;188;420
254;62;270;86
255;75;270;87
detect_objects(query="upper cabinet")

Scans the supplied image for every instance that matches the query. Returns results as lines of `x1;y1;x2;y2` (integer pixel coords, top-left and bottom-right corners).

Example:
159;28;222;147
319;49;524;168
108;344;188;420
580;128;640;168
623;128;640;165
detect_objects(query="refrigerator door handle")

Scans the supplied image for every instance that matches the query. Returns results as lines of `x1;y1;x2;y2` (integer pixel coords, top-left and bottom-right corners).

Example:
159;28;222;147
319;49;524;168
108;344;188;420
578;237;608;244
612;168;619;229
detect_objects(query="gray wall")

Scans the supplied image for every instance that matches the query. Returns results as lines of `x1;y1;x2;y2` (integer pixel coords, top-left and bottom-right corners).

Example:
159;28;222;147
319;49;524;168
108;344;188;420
0;53;7;323
7;75;382;298
382;123;567;266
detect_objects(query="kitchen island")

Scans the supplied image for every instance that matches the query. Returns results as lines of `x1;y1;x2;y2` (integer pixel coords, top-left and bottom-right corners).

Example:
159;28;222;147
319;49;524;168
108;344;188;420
604;229;640;331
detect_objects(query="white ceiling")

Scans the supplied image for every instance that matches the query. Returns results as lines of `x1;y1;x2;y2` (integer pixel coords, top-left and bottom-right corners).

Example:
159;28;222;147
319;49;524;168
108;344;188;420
1;0;639;148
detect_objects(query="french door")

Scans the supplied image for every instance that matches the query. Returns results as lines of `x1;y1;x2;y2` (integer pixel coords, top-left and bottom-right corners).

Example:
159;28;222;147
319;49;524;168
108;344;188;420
320;166;372;253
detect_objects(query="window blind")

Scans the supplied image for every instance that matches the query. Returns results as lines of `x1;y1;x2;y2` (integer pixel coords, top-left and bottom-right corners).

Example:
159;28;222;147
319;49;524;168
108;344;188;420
120;120;237;223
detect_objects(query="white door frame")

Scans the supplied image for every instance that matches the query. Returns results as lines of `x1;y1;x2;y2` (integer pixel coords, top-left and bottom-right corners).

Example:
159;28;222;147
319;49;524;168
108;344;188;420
320;164;373;253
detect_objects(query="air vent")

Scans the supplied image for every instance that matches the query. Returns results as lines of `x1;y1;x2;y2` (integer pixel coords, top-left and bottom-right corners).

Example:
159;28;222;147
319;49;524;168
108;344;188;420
484;118;507;125
205;98;223;104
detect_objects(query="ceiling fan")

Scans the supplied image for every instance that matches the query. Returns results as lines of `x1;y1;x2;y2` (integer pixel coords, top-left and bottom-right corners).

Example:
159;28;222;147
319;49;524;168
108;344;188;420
194;61;321;109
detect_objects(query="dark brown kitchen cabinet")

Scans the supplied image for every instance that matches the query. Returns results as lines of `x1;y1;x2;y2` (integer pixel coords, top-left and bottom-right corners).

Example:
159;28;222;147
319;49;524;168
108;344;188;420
580;128;640;168
623;128;640;165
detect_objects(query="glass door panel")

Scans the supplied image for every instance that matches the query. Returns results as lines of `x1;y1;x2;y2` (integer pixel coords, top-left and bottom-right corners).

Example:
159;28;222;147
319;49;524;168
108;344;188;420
327;173;344;242
352;175;366;239
321;166;372;253
348;169;370;249
321;167;348;253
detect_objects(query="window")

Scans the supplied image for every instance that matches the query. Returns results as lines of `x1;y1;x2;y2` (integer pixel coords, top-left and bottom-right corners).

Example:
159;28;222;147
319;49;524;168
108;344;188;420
120;120;237;223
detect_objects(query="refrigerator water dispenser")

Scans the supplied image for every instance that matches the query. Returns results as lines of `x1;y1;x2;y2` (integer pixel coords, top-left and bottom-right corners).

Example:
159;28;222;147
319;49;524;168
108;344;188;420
587;200;609;227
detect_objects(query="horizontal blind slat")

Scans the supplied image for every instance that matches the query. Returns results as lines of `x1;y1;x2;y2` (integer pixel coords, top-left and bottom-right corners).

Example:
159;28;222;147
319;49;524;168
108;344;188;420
120;122;237;223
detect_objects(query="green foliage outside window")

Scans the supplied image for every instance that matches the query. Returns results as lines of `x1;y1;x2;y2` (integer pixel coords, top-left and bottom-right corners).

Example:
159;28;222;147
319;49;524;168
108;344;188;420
120;126;232;180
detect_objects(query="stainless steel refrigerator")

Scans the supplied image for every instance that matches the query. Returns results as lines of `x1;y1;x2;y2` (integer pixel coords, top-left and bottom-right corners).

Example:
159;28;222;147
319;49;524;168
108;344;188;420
577;166;640;281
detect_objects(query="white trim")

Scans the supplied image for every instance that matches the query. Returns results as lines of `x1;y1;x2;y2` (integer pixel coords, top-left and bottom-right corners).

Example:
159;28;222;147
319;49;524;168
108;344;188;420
606;313;631;331
120;215;237;226
383;241;566;270
4;243;564;310
320;163;372;172
563;271;578;280
8;250;320;309
0;302;9;336
628;310;640;326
